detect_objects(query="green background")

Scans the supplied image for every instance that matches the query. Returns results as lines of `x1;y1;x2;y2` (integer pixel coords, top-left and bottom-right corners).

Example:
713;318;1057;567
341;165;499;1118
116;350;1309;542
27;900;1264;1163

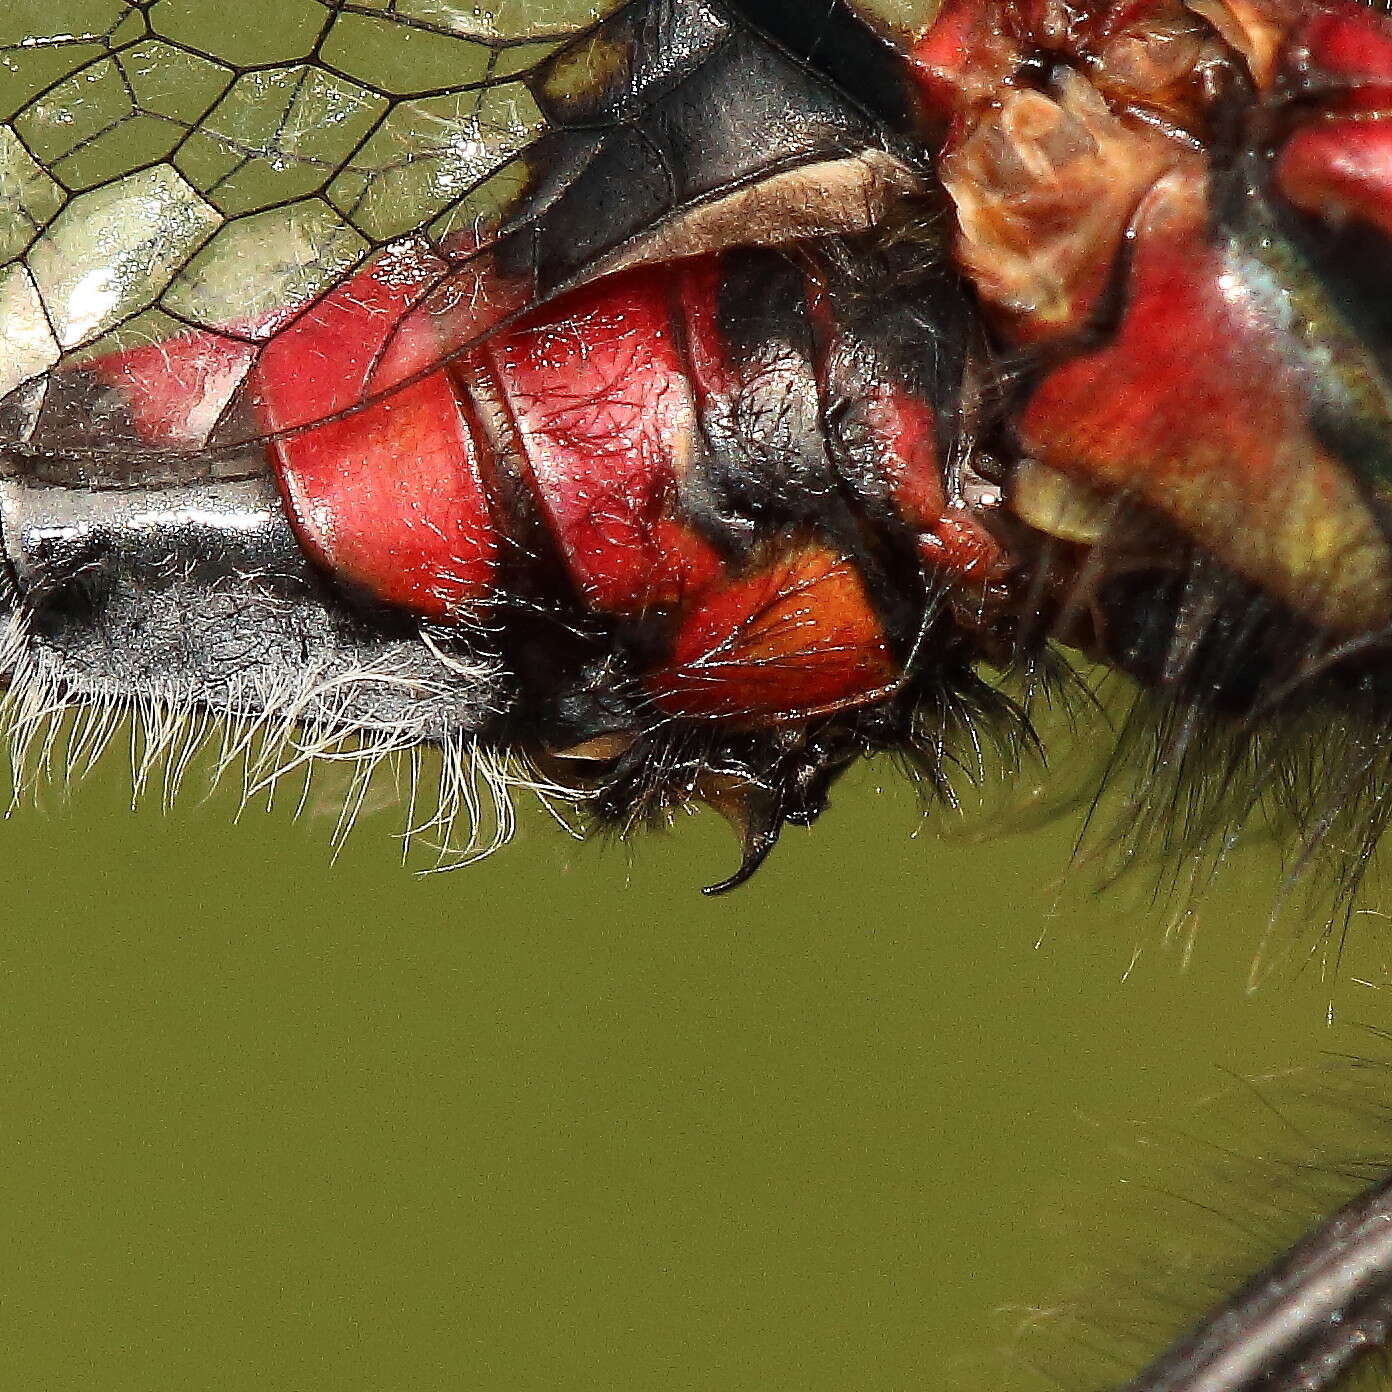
0;748;1387;1391
5;0;1392;1387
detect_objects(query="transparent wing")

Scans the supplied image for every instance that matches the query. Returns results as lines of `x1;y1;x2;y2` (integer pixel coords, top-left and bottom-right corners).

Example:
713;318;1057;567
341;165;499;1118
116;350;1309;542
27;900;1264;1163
0;0;625;461
0;0;931;466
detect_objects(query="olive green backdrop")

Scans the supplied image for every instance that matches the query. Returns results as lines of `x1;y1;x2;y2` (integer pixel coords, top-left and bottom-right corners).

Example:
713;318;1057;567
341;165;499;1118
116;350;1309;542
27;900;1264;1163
5;0;1392;1386
0;747;1387;1392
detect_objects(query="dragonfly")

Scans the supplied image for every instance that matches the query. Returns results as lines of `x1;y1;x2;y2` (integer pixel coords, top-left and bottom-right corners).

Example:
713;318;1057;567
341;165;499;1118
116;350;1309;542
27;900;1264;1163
5;0;1392;1385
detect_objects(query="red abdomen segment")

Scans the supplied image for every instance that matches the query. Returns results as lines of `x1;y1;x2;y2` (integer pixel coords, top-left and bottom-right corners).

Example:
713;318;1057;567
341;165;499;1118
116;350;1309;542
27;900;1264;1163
260;252;1000;726
257;262;499;621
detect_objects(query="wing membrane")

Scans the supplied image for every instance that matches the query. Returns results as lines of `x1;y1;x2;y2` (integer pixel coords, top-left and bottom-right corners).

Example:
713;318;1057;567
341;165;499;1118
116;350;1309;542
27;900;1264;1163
0;0;934;467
